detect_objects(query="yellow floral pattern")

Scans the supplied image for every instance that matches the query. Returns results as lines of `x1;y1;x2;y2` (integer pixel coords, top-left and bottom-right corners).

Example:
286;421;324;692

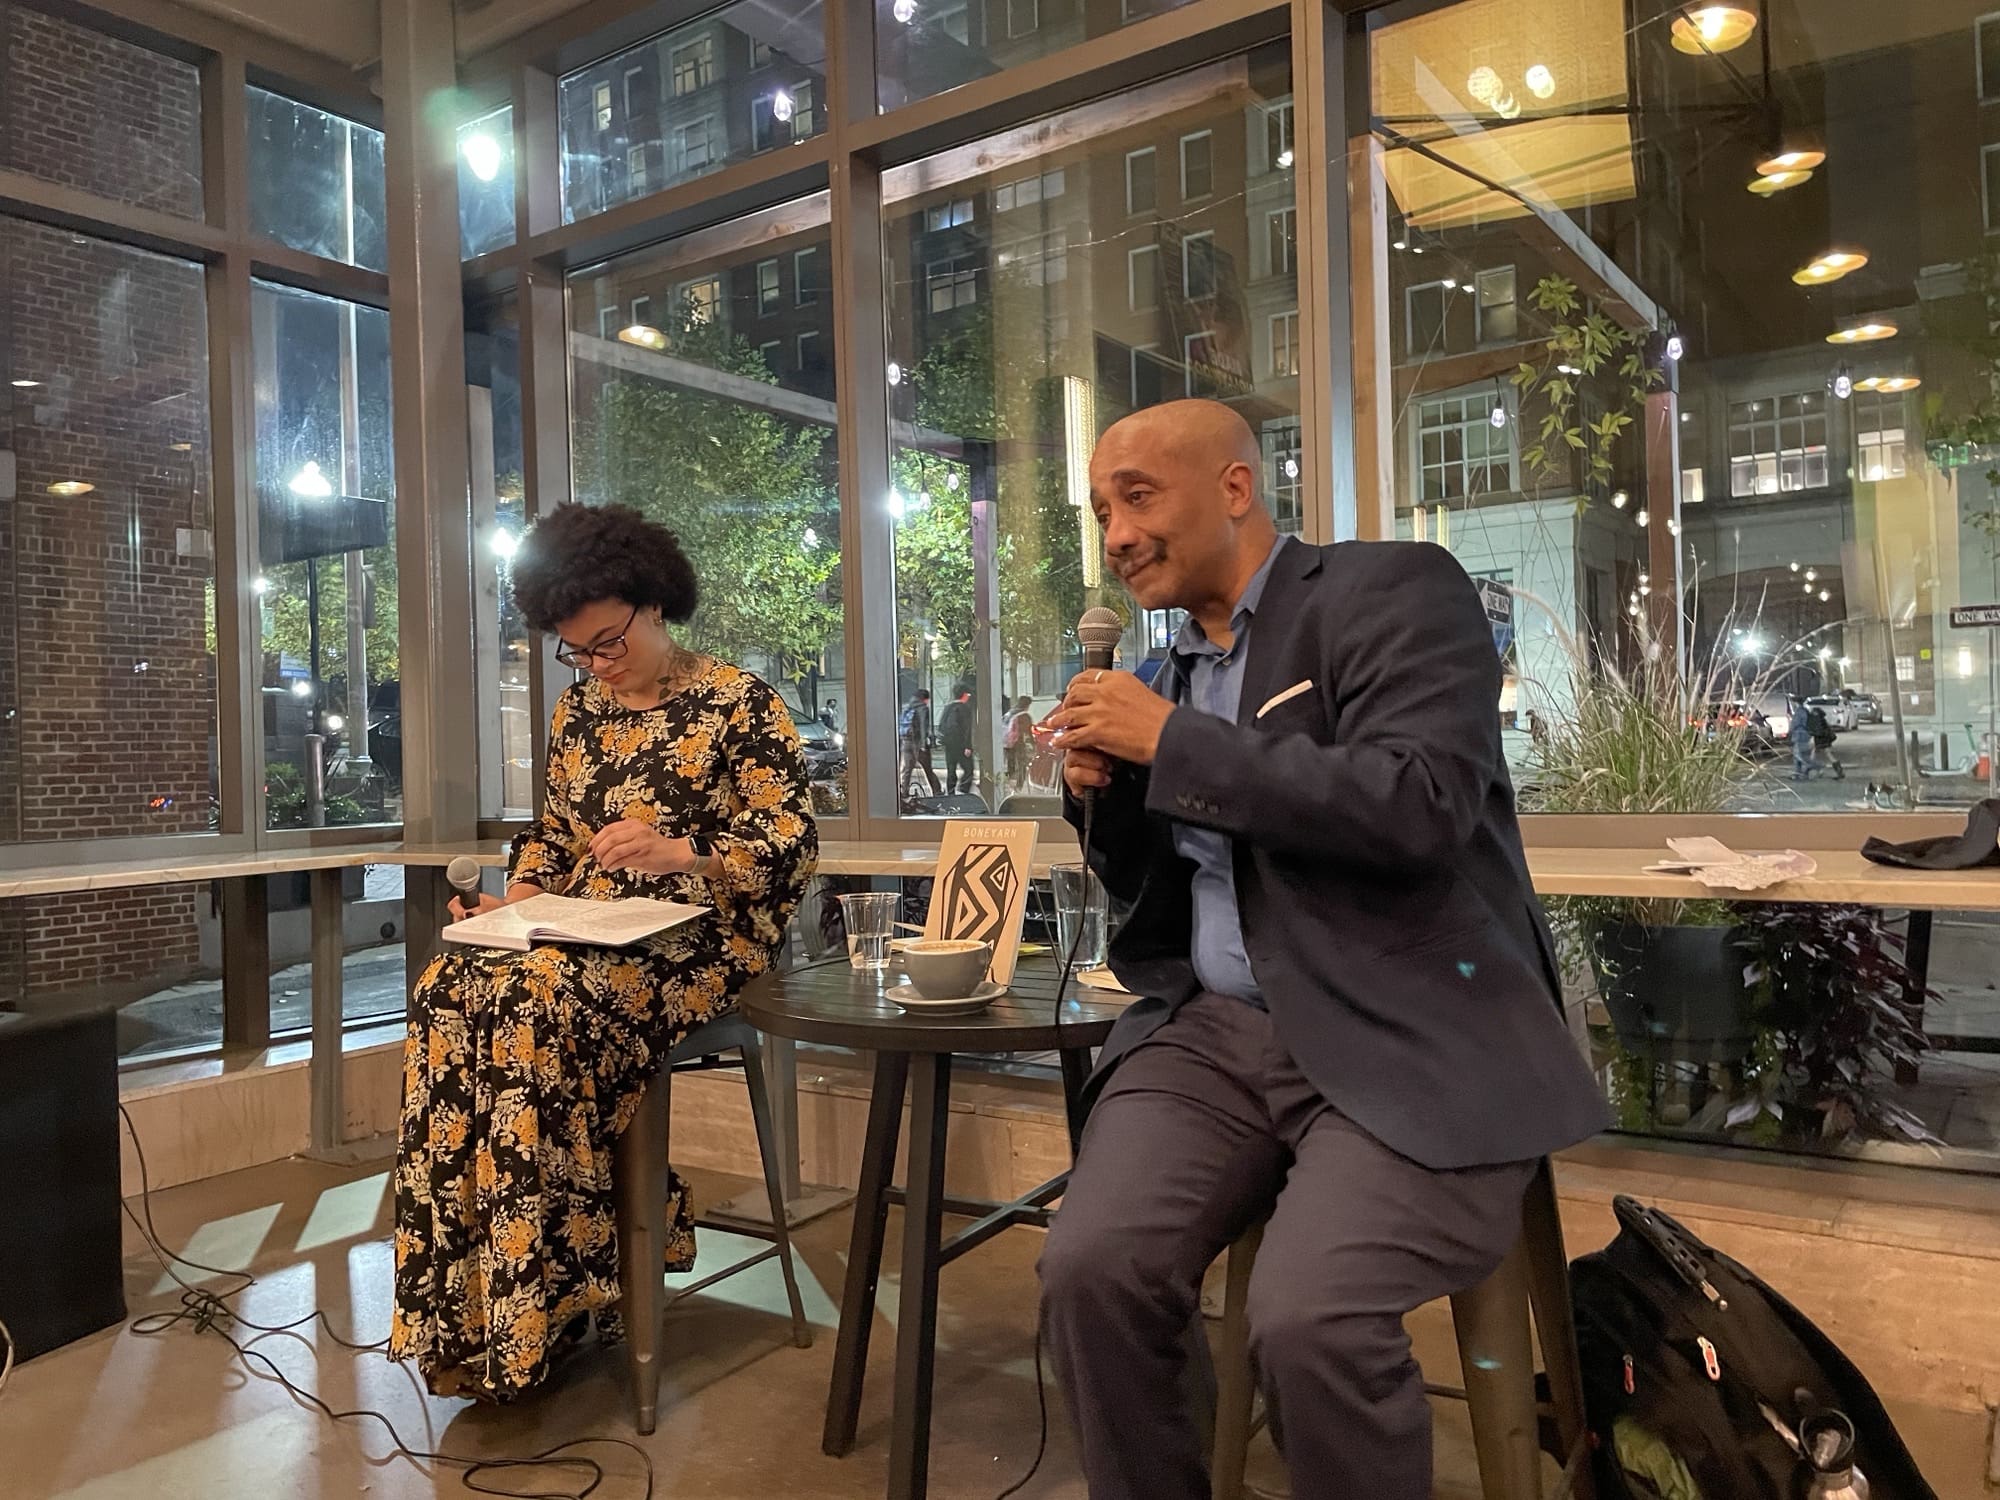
391;663;817;1402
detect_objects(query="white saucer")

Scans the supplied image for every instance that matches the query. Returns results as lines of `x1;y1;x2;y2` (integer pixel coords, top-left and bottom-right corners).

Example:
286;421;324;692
1077;966;1134;994
887;980;1006;1016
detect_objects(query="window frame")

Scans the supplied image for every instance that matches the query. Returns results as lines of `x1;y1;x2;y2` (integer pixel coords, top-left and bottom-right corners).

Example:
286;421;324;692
1180;129;1213;200
671;35;716;97
593;81;612;132
1182;228;1215;299
1413;389;1517;504
1267;205;1296;277
1007;0;1040;40
1126;146;1156;216
1128;243;1160;310
1270;308;1300;377
795;245;820;305
1979;12;2000;103
756;257;781;314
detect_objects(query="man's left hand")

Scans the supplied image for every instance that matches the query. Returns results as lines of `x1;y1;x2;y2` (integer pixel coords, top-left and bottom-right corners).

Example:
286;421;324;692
1048;670;1175;766
590;817;695;875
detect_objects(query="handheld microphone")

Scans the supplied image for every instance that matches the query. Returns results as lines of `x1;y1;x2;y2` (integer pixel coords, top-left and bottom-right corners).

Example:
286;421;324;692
1074;606;1124;813
446;855;485;918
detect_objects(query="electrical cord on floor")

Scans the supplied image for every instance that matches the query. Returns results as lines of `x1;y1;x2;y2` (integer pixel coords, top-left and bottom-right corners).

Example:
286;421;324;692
992;794;1095;1500
117;1103;656;1499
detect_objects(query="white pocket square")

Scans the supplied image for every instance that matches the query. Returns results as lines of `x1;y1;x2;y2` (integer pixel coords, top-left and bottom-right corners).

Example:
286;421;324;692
1256;680;1314;718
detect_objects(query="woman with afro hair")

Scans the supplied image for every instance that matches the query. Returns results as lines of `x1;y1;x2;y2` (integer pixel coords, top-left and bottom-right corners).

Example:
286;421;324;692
390;504;817;1401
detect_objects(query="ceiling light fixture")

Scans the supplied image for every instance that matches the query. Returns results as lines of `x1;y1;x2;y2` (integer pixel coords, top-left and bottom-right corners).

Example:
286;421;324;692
1747;169;1812;196
1524;64;1555;99
461;133;504;183
1756;148;1825;174
1670;6;1757;55
47;480;92;497
10;378;40;388
1826;321;1896;344
619;323;667;351
1792;250;1868;286
1466;66;1503;106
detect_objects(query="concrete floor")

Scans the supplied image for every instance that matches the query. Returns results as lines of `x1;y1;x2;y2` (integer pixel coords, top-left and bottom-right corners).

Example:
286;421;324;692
5;1155;1994;1500
0;1156;1569;1500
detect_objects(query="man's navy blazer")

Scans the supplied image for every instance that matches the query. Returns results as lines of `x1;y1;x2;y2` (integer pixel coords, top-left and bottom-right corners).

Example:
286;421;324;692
1068;538;1609;1170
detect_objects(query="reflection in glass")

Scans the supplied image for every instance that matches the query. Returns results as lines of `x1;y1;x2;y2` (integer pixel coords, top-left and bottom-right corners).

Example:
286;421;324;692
882;43;1298;815
248;87;388;272
0;220;214;842
252;282;398;828
567;197;848;817
558;3;826;223
470;301;529;819
0;9;202;218
876;0;1201;112
458;105;517;259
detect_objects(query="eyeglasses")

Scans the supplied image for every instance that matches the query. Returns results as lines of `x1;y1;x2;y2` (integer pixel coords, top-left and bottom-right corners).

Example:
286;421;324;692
555;604;640;670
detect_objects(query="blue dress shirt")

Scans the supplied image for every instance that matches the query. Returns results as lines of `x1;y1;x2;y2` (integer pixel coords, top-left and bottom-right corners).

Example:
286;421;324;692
1167;536;1291;1005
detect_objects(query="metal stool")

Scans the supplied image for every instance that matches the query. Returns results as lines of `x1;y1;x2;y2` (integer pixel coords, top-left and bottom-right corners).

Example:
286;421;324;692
612;1011;813;1434
1210;1159;1594;1500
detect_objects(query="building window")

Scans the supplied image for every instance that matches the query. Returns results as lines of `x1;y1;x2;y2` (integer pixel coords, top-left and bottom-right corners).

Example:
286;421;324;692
797;329;820;366
594;82;612;131
795;246;820;305
1265;422;1303;533
1183;229;1216;299
1265;101;1294;168
757;258;781;313
926;198;975;231
1131;343;1170;407
1126;147;1156;215
927;256;980;312
671;36;715;96
1984;143;2000;233
627;143;649;191
1728;391;1828;496
630;294;652;327
790;81;816;141
994;169;1065;212
751;38;775;68
759;338;783;373
1181;130;1213;199
1981;14;2000;102
1854;390;1908;482
1008;0;1039;39
624;65;645;119
1681;467;1705;505
1415;393;1513;502
937;2;970;42
1476;266;1518;342
998;228;1067;285
1267;207;1296;277
599;306;620;338
1129;245;1160;310
679;276;721;326
1271;310;1300;377
673;117;717;175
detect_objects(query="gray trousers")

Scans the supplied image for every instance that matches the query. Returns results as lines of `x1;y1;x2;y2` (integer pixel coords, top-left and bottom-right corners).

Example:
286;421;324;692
1038;994;1533;1500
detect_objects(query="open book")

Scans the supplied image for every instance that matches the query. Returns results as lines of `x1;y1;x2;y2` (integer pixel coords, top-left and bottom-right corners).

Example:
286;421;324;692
443;893;709;953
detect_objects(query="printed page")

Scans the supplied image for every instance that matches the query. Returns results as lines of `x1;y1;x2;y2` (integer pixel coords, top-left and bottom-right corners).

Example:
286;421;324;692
446;893;708;950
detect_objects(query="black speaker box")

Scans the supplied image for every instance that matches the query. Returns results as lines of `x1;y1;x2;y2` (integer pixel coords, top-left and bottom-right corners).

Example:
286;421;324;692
0;1007;126;1361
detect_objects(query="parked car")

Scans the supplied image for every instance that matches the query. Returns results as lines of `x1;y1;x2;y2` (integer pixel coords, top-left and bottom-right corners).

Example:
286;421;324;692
1841;688;1882;725
1805;694;1857;733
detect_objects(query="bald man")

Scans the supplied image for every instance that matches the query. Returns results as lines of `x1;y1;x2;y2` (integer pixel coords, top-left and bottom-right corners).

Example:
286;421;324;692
1041;400;1605;1500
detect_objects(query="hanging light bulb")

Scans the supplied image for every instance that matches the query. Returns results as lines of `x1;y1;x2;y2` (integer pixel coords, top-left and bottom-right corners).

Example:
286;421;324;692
1524;64;1555;100
772;89;795;124
1670;6;1757;55
1466;66;1503;106
1636;508;1651;527
893;0;918;23
887;361;903;386
1489;405;1507;429
1611;490;1629;510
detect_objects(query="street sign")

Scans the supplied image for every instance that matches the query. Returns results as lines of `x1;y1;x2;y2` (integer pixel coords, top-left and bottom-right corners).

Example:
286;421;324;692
1475;576;1515;658
1949;604;2000;629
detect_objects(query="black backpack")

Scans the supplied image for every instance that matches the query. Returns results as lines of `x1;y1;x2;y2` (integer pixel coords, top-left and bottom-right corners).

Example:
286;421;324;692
1570;1196;1935;1499
1807;706;1833;746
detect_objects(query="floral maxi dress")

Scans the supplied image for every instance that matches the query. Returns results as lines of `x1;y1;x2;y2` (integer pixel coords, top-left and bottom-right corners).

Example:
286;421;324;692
390;663;817;1401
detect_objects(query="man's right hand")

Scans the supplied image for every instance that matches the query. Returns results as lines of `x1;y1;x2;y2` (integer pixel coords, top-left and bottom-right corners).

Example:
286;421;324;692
1063;747;1116;799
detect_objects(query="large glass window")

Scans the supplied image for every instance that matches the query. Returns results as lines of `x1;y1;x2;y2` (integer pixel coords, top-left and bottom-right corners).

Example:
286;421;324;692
0;8;202;219
469;300;528;820
248;87;388;272
875;0;1201;112
882;45;1298;814
0;221;214;842
457;104;517;260
1727;391;1828;498
252;283;398;828
558;4;827;223
568;198;848;817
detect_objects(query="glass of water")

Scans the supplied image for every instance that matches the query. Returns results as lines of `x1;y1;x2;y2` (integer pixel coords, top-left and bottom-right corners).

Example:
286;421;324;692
837;891;897;972
1050;863;1107;969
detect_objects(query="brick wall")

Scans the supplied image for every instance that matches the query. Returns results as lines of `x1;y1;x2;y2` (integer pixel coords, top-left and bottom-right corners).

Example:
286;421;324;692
1;10;214;1003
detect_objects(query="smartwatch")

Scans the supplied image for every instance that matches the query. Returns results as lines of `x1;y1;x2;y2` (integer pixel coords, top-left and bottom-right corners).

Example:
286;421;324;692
687;834;714;867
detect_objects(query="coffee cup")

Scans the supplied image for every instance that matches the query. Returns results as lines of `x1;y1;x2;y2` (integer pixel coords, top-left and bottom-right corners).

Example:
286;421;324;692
901;938;992;999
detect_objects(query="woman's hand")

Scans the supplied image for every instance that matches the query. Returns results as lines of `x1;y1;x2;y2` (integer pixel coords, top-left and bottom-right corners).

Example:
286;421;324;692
590;816;696;876
450;892;505;920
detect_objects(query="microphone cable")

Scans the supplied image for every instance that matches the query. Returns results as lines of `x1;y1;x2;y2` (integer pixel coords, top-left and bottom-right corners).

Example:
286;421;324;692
992;789;1095;1500
116;1103;656;1499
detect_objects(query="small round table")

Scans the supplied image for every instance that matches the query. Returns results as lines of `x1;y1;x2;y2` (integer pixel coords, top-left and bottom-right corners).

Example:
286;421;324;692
741;954;1132;1500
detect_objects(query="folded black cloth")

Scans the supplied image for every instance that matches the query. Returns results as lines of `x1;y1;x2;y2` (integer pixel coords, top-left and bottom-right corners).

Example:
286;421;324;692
1860;798;2000;869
